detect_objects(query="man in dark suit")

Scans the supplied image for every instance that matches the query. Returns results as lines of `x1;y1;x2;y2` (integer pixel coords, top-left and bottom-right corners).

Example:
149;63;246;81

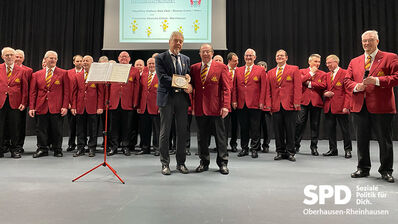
232;48;267;159
29;50;69;158
267;49;301;162
155;31;192;175
345;30;398;183
66;55;83;152
190;44;230;175
14;49;33;154
71;55;104;157
295;54;326;156
323;54;352;158
0;47;28;158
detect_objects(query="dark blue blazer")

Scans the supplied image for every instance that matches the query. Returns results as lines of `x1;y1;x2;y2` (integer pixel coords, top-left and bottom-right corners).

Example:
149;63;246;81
155;50;191;107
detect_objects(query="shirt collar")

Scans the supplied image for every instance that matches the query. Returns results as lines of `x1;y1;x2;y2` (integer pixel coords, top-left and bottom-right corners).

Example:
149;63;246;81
202;60;212;67
277;63;286;70
46;66;55;73
6;63;14;70
169;49;180;57
365;48;379;60
333;67;340;74
75;68;83;73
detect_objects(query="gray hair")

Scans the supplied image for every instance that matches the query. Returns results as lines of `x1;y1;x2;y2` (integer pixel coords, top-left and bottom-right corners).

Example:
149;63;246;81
257;61;268;68
326;54;340;64
308;54;321;62
169;31;184;41
362;30;379;40
98;56;109;63
245;48;256;56
44;50;58;59
1;47;16;56
15;49;25;58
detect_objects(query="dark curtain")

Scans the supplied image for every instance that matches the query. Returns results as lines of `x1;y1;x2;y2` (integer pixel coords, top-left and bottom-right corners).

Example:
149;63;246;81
1;0;398;139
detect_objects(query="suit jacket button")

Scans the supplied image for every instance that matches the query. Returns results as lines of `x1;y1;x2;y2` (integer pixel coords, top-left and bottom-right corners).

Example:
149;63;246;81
202;87;205;89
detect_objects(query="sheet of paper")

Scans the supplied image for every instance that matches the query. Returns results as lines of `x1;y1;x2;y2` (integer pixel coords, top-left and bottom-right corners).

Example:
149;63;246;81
86;62;111;83
108;63;132;83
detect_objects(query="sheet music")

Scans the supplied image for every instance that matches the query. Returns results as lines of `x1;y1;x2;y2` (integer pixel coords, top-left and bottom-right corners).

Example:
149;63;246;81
86;63;111;83
108;63;132;83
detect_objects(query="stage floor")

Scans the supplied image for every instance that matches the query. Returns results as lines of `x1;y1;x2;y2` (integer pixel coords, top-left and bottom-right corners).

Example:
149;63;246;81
0;137;397;224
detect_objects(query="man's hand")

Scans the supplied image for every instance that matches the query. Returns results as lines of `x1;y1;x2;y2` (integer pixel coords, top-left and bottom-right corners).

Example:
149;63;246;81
324;91;334;98
71;109;76;115
61;108;68;116
18;104;25;111
356;83;366;92
294;104;301;109
310;66;318;74
363;76;377;85
232;102;237;110
137;109;141;114
185;74;191;83
184;84;193;94
259;103;264;110
342;108;349;114
97;109;103;114
220;108;229;118
29;109;35;118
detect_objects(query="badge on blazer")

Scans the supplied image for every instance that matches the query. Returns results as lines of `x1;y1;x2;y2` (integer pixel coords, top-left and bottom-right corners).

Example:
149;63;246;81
286;76;292;81
128;76;133;81
377;71;385;77
336;81;342;86
211;76;218;82
154;83;158;88
90;83;96;88
15;78;20;83
253;76;258;81
54;80;60;85
318;79;322;82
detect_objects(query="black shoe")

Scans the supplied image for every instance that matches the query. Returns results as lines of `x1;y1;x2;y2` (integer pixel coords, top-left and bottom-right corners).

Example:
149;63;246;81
345;151;352;159
261;146;269;153
66;145;75;152
351;170;369;178
154;150;160;156
54;151;63;157
323;150;338;156
107;148;117;156
219;165;229;175
237;149;248;157
88;149;95;157
33;150;48;158
73;149;85;157
274;153;283;160
17;148;25;154
311;148;319;156
122;148;131;156
186;149;191;156
161;165;171;175
10;151;21;159
136;149;150;155
195;162;209;173
230;145;238;152
169;149;176;155
0;152;3;158
176;164;189;174
251;150;258;158
381;173;395;183
295;146;300;153
287;154;296;162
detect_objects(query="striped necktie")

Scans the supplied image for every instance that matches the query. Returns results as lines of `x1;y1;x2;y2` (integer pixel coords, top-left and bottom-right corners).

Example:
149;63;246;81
7;66;12;81
201;64;208;84
46;69;53;87
84;71;88;82
244;66;251;84
276;67;283;85
229;68;234;79
330;71;334;84
364;55;371;71
147;73;153;88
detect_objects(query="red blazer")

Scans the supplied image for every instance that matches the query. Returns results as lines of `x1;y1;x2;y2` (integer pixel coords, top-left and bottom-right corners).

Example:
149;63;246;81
344;50;398;113
67;68;81;106
0;64;28;109
72;70;104;114
21;65;33;84
323;68;351;114
29;67;69;115
232;65;266;110
267;64;301;112
190;61;231;116
300;68;326;107
109;67;140;110
138;70;159;115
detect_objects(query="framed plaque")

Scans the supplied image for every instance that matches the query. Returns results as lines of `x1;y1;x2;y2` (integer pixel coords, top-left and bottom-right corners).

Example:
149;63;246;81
171;74;189;89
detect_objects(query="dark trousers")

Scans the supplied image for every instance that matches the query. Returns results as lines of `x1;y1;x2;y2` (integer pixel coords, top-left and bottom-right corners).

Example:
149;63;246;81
237;105;262;151
225;108;238;148
152;115;160;151
0;97;21;152
131;110;139;147
17;110;27;149
324;112;352;152
141;110;160;151
353;103;394;175
295;104;322;149
67;109;77;147
109;105;133;149
159;92;189;166
76;112;98;150
36;113;63;152
261;111;272;149
273;107;297;155
196;115;228;167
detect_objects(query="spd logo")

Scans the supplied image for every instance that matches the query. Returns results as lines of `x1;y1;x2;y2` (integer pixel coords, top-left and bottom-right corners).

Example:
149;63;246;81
303;185;351;205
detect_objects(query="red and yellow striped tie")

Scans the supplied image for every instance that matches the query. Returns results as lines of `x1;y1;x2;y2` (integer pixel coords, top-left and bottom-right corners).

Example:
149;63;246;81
201;64;208;84
276;67;283;85
244;67;251;84
46;69;53;87
147;73;153;88
7;66;12;81
330;71;334;84
229;68;234;79
84;71;88;82
364;55;371;71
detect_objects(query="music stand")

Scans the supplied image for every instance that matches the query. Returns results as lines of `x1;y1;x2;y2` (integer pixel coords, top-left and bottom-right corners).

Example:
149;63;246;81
72;63;132;184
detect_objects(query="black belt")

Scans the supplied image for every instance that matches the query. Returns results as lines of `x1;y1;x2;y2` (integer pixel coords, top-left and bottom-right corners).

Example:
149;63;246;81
173;88;183;93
